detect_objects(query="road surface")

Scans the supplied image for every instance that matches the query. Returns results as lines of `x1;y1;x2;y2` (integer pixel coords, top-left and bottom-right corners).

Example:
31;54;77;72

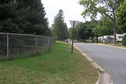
75;43;126;84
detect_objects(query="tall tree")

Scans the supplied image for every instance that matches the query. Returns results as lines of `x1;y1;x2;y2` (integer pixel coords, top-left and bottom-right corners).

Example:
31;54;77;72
0;1;20;33
17;0;50;35
117;1;126;33
52;9;69;41
79;0;124;44
0;0;50;35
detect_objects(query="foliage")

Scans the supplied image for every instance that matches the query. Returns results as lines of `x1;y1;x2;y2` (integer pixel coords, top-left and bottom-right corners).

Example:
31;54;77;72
84;20;97;38
76;22;89;41
79;0;124;44
117;1;126;33
79;0;123;20
0;2;20;33
68;28;72;39
122;35;126;46
0;0;50;35
75;20;96;42
69;27;78;40
92;16;113;36
52;10;69;41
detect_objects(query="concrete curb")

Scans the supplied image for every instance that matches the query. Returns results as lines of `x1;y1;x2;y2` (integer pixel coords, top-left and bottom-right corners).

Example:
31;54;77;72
74;45;113;84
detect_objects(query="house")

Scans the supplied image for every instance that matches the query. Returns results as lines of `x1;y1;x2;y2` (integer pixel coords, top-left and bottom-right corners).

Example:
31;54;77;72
116;33;126;41
98;35;114;43
98;33;126;42
116;34;123;41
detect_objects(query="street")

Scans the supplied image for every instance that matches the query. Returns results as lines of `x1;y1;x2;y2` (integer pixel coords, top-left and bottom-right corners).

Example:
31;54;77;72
75;43;126;84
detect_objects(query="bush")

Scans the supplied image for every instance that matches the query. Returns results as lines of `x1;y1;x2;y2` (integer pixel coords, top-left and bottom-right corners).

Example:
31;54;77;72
122;35;126;46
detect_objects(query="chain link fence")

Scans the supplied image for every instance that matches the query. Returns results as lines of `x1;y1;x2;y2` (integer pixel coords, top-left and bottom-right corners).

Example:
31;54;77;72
0;33;55;61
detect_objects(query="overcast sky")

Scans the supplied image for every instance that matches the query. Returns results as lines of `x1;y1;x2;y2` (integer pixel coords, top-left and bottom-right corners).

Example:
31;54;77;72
42;0;90;28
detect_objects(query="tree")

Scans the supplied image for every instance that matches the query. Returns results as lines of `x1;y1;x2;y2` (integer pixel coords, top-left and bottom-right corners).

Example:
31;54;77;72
79;0;124;44
0;0;50;35
92;16;113;37
0;1;19;33
75;22;92;42
69;28;72;39
75;20;97;42
52;9;69;41
17;0;50;35
122;35;126;46
117;1;126;33
84;20;97;42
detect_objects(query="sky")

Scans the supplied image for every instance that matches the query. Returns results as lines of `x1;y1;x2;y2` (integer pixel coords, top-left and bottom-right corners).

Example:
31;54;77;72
42;0;90;28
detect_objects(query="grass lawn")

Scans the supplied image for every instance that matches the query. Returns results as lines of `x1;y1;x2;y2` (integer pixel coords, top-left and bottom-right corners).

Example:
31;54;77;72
102;42;126;48
0;41;98;84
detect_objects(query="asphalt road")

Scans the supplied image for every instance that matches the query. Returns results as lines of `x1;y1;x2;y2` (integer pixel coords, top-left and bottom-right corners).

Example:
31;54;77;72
75;43;126;84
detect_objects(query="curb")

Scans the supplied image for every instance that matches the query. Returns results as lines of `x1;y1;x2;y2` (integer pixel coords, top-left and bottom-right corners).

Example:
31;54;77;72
74;45;113;84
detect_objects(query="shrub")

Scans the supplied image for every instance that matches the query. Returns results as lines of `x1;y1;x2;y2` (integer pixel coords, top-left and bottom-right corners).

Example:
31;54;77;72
122;35;126;46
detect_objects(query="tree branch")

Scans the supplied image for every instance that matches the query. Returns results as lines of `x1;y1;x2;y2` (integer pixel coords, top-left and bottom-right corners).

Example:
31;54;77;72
103;12;113;21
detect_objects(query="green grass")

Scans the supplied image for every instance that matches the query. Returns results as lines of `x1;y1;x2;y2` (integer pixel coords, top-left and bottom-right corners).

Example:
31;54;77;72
0;41;98;84
104;42;126;48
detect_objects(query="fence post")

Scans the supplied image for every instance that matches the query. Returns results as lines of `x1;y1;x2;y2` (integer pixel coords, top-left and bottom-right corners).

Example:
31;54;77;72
47;36;51;51
7;33;9;58
35;36;38;51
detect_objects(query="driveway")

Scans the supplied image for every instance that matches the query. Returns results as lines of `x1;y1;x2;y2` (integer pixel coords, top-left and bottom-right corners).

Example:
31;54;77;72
75;43;126;84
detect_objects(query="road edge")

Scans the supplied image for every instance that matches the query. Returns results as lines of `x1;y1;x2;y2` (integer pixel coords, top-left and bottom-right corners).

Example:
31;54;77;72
74;45;113;84
93;43;126;50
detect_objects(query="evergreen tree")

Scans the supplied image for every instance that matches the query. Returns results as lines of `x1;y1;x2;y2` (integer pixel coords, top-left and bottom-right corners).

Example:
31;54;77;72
18;0;50;35
0;0;50;35
52;9;69;40
0;1;20;33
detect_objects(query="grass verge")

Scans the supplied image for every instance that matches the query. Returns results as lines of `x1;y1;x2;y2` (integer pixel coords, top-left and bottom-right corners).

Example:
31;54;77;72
101;42;126;48
0;41;98;84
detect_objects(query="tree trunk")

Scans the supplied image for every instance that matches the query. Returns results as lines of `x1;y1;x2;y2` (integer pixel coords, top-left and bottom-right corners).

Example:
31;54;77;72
113;7;117;44
113;22;117;44
113;16;117;44
96;36;98;43
91;36;94;43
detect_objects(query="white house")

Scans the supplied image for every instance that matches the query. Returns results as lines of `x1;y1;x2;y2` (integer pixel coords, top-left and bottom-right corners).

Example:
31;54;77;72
116;33;126;41
116;34;123;41
98;35;114;42
98;33;126;42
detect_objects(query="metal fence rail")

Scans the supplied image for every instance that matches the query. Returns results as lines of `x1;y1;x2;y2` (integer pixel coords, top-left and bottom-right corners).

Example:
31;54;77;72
0;33;55;61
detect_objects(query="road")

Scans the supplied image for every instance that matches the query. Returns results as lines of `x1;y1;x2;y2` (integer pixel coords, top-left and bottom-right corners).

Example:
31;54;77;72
75;43;126;84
